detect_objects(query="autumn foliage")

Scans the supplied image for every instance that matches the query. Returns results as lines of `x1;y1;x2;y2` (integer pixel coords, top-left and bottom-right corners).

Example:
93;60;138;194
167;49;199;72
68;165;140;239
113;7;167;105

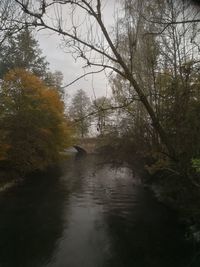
0;69;72;174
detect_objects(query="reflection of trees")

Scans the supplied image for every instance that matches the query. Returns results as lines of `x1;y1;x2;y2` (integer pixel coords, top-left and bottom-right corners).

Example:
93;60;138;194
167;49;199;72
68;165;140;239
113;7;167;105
0;167;67;267
61;156;89;193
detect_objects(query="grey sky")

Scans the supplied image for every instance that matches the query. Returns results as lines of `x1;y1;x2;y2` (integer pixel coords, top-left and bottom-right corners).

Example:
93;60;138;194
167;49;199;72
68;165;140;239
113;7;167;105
36;0;117;101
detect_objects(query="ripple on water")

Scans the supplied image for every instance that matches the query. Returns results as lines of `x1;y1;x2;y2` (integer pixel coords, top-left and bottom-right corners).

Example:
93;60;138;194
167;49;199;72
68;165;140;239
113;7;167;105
0;156;196;267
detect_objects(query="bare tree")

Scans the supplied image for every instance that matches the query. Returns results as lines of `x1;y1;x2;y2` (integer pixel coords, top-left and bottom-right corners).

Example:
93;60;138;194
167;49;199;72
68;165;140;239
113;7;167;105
91;96;112;136
12;0;200;159
0;0;24;48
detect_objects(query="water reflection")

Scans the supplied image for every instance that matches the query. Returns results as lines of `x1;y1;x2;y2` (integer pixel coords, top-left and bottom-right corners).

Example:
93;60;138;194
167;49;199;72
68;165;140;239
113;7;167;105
0;167;67;267
0;155;198;267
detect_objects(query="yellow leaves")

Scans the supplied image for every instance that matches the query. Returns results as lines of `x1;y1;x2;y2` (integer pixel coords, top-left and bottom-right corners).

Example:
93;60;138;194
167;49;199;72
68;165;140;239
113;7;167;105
2;68;64;115
0;68;73;173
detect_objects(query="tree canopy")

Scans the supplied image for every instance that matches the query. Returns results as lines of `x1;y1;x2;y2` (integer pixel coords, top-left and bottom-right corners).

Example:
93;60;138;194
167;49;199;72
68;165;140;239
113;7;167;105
0;69;72;174
0;27;48;79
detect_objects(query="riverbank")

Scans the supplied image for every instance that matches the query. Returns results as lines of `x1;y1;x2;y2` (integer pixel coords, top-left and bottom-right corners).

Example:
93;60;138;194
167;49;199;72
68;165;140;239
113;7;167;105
0;154;70;193
0;168;22;192
97;146;200;243
0;165;60;193
137;168;200;243
145;170;200;242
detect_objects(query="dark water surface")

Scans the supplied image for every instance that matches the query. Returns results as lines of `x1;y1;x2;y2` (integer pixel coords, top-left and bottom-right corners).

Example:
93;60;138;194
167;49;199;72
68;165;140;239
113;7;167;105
0;155;198;267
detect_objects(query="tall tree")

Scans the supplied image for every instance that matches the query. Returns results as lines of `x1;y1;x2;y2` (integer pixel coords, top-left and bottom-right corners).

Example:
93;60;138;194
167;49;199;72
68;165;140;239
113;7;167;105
91;97;112;136
0;68;72;174
45;70;64;97
0;27;48;78
110;0;200;174
69;89;91;138
0;0;22;48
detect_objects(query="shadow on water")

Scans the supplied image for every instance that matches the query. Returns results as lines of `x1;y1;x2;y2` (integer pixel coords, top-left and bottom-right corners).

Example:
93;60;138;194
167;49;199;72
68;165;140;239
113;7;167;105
0;155;199;267
0;167;69;267
103;186;194;267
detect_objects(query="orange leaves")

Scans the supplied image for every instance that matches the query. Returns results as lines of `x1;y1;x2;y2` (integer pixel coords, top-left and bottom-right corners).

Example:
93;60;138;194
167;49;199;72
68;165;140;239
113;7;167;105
2;68;64;115
0;68;72;173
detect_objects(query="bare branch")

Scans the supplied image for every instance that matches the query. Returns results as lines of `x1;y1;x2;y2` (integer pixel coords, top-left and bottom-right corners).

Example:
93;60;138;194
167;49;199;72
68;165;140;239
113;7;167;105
62;67;106;88
14;0;119;64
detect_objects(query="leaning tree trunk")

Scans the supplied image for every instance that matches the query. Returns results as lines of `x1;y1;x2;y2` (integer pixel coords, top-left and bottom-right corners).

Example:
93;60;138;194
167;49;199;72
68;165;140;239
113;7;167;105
14;0;176;160
97;14;176;160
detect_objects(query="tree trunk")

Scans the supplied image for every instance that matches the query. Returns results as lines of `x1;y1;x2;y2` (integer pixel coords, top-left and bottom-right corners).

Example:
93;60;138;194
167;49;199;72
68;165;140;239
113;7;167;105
128;72;176;159
97;14;176;160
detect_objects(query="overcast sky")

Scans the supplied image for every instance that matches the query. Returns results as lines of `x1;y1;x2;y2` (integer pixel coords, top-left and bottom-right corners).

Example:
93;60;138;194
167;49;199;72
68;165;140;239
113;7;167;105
36;1;117;101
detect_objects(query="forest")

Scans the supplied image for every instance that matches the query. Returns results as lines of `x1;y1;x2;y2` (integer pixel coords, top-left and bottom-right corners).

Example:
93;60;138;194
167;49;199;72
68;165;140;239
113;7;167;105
0;0;200;244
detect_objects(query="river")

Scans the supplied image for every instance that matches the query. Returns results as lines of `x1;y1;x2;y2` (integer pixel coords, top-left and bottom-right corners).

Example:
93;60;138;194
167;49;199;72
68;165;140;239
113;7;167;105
0;155;198;267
